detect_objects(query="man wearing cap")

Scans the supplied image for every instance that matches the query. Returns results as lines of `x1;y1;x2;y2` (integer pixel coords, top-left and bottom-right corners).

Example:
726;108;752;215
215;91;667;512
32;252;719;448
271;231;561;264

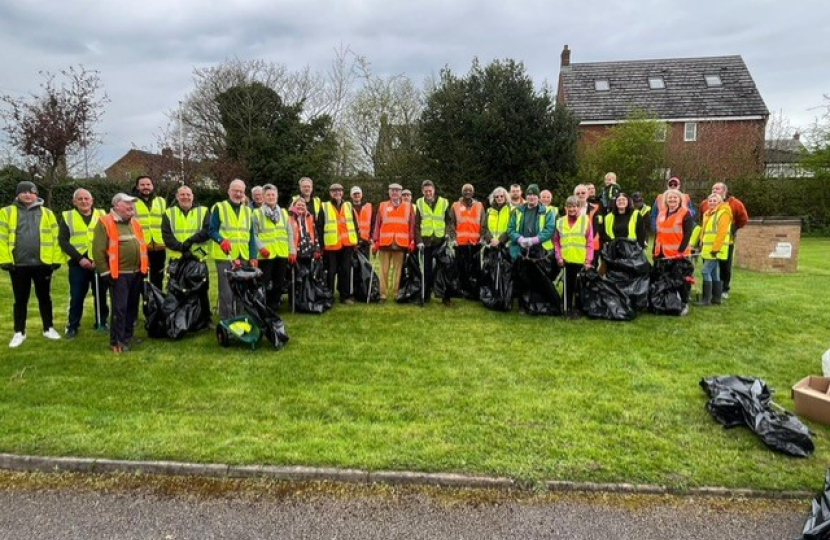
401;189;413;205
372;182;415;301
209;178;259;320
448;184;487;300
132;175;167;290
699;182;748;299
0;181;63;348
292;177;323;224
414;180;450;304
92;193;149;353
651;176;695;231
322;183;359;304
59;188;109;338
350;186;373;259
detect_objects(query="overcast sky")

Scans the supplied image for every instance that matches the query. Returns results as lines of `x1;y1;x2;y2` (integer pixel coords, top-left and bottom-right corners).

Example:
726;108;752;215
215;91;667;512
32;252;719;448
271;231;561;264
1;0;828;173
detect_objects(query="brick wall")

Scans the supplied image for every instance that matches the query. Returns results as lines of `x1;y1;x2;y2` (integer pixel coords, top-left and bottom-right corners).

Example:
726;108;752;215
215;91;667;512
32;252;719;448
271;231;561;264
734;218;801;273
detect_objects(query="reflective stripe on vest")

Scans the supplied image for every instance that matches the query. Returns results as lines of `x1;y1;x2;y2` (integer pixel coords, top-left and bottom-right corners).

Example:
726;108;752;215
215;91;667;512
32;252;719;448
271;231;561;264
256;207;290;259
700;208;731;260
99;214;149;279
0;205;60;265
356;203;372;241
557;214;589;264
514;206;553;250
604;212;638;241
378;201;411;248
322;201;357;250
654;207;691;258
166;206;209;261
416;197;448;238
486;205;511;238
134;197;167;246
452;201;483;245
62;208;105;260
211;201;252;261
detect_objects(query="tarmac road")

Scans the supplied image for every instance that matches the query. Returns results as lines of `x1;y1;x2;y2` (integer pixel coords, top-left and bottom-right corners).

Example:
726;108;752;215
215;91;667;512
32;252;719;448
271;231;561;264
0;475;809;540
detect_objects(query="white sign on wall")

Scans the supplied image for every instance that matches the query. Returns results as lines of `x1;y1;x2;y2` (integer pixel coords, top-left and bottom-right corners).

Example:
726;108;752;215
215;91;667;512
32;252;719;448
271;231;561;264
768;242;793;259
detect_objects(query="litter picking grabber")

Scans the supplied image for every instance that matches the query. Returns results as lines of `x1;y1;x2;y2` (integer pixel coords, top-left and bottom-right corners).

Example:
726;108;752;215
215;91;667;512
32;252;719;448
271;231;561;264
291;264;296;314
562;264;568;316
419;247;425;306
93;271;102;328
367;251;375;305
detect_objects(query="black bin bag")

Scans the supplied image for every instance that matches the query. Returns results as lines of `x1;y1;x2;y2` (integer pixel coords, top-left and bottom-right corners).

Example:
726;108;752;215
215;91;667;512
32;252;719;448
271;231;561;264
291;258;334;314
601;239;651;311
479;246;513;312
516;256;561;316
578;268;636;321
396;252;423;304
796;470;830;540
433;244;460;300
649;257;694;315
226;265;289;349
351;250;380;303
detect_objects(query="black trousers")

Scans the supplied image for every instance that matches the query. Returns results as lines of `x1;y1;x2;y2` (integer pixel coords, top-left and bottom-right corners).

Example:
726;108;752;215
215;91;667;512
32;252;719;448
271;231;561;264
147;249;166;291
9;265;54;333
422;243;443;300
259;257;288;311
67;265;109;331
562;262;583;312
455;244;480;299
719;243;735;292
110;272;143;346
324;247;354;301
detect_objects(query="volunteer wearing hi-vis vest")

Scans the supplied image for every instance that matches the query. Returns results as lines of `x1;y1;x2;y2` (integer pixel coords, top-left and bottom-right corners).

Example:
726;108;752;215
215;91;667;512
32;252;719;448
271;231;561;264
322;183;358;304
92;193;149;354
209;178;259;320
161;185;212;330
0;181;63;348
653;188;695;316
59;188;109;338
132;175;167;291
414;179;450;304
253;184;295;312
447;183;487;301
695;192;733;307
555;195;594;319
372;182;415;302
600;192;647;249
350;186;373;259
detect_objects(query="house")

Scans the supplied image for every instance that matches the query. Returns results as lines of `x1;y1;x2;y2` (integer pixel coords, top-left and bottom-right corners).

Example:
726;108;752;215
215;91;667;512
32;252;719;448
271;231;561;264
556;45;769;181
104;148;216;188
765;133;811;177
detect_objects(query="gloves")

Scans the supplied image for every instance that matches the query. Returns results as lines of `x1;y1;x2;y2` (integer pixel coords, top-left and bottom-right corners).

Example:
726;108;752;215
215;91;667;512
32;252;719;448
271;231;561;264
259;247;270;259
1;263;14;272
289;254;297;265
556;258;564;268
530;237;540;246
372;244;379;255
51;264;61;271
249;259;259;268
408;242;416;253
182;239;193;252
219;239;232;254
517;236;528;248
313;250;322;260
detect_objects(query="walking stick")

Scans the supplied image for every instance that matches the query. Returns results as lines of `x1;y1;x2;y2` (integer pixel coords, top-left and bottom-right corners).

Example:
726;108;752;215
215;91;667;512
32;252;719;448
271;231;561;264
291;264;296;314
562;264;568;316
93;271;102;329
419;247;425;306
367;251;374;305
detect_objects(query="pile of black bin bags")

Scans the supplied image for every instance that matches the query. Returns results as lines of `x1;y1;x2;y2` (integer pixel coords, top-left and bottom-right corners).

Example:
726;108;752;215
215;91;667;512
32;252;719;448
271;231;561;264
797;470;830;540
144;257;211;340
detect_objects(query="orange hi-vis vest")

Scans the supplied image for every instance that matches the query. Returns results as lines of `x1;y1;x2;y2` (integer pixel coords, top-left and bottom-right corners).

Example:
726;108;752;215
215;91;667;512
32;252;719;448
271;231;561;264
99;214;149;279
292;211;318;254
452;201;483;246
356;203;372;241
654;207;691;258
588;202;602;251
378;201;412;248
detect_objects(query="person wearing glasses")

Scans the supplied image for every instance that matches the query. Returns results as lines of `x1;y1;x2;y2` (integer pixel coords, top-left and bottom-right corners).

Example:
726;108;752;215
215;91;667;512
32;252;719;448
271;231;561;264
483;187;511;249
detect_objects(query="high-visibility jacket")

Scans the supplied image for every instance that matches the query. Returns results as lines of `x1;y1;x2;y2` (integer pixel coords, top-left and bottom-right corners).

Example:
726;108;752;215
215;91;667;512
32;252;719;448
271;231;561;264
588;203;602;251
377;201;412;248
690;225;702;251
98;214;148;279
355;203;373;241
165;206;209;261
322;201;357;250
255;206;291;259
486;205;512;240
700;204;732;260
211;201;253;261
654;207;691;258
291;195;322;218
134;196;167;247
451;201;483;246
557;214;590;264
604;212;639;241
416;197;448;238
292;211;318;256
62;208;106;261
0;204;61;265
511;205;555;251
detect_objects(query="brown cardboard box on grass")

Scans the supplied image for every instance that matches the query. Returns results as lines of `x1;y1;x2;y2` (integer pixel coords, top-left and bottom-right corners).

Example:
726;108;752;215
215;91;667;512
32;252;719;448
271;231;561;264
792;376;830;425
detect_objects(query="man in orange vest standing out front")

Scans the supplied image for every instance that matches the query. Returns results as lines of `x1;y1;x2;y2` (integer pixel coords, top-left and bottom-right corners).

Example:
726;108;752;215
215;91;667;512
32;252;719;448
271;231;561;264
448;183;487;300
92;193;149;353
350;186;372;259
372;183;415;302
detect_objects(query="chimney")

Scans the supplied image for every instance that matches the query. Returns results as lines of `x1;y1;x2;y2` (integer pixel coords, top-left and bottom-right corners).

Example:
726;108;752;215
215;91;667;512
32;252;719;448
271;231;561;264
561;45;571;68
793;131;800;141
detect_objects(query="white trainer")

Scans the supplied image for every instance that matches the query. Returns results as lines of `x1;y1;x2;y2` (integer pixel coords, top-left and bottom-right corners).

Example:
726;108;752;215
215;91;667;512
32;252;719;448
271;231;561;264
43;327;61;340
9;332;26;348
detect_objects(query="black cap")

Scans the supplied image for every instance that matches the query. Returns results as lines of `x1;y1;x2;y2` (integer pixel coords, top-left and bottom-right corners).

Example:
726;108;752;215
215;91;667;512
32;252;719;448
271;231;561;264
632;192;643;202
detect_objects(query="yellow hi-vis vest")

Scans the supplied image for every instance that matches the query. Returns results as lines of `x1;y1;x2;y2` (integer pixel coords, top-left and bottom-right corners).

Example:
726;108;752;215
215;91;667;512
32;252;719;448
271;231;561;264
211;201;252;261
604;212;639;241
513;206;554;250
700;209;731;260
322;201;357;250
165;206;209;261
134;196;167;246
255;206;290;259
62;208;105;261
0;204;61;265
415;197;448;238
557;214;589;264
486;205;512;239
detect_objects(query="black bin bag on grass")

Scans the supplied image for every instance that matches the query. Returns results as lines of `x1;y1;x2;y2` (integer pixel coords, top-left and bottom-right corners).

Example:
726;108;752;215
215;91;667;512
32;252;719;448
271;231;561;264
292;258;334;314
578;268;636;321
480;246;513;312
516;256;561;316
796;470;830;540
433;244;460;299
601;239;651;311
166;257;211;334
143;281;171;338
700;375;814;458
226;266;289;349
351;250;380;303
396;252;423;304
648;258;694;315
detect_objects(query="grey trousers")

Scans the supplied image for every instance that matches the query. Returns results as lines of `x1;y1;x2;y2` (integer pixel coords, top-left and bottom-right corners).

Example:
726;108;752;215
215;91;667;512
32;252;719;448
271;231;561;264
215;261;242;320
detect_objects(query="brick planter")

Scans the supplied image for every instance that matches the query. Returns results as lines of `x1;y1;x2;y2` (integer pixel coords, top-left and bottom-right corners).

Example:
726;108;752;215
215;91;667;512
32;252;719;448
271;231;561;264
734;218;801;273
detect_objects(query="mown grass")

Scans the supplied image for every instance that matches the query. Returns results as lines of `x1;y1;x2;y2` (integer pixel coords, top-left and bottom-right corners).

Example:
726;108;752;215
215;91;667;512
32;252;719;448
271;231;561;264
1;239;828;491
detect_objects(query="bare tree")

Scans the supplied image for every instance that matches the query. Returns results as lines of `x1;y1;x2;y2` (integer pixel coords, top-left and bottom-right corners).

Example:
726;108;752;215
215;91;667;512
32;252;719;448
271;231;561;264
1;65;108;204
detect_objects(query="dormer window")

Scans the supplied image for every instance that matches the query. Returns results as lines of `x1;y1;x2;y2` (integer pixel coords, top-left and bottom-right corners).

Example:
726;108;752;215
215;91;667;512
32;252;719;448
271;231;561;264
705;74;722;87
648;76;665;89
594;79;610;91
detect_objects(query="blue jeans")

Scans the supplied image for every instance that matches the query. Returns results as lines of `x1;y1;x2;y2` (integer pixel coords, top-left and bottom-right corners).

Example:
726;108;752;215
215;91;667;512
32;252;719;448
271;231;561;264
701;259;720;283
67;265;109;331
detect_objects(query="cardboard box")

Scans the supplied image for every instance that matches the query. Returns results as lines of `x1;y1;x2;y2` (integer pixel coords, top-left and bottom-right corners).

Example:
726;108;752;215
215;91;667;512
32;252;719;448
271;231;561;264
792;376;830;425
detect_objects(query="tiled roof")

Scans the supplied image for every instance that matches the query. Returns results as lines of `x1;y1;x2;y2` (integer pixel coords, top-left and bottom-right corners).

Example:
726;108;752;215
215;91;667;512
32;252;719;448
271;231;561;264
560;55;769;123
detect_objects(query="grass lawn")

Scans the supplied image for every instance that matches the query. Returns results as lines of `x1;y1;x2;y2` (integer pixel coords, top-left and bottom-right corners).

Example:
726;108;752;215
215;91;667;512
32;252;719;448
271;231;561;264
1;238;828;491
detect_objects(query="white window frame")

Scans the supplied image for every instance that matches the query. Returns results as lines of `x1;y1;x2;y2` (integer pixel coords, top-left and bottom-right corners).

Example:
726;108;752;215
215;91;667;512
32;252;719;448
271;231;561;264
684;122;697;142
648;76;665;90
594;79;610;91
704;74;722;87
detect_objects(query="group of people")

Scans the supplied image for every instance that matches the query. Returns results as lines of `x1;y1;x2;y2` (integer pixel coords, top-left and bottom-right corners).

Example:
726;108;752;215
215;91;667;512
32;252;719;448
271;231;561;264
0;171;748;351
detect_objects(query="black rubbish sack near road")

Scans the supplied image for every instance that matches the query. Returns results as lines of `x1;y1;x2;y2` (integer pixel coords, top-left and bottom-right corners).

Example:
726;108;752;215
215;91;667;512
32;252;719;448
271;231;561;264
700;375;814;458
795;469;830;540
396;251;423;304
516;255;561;316
352;250;380;303
649;257;694;315
291;258;334;314
433;244;460;300
578;267;637;321
226;265;289;349
601;239;651;311
480;246;513;312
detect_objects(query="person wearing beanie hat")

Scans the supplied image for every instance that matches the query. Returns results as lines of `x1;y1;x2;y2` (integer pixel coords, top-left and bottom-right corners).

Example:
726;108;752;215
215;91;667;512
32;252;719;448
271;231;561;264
1;181;63;348
525;184;540;197
447;184;486;300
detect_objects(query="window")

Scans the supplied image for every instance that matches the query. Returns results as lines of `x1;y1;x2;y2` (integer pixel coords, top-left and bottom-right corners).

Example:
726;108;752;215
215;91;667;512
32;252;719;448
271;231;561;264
648;76;665;89
654;123;667;142
594;79;610;91
704;74;722;87
684;122;697;142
